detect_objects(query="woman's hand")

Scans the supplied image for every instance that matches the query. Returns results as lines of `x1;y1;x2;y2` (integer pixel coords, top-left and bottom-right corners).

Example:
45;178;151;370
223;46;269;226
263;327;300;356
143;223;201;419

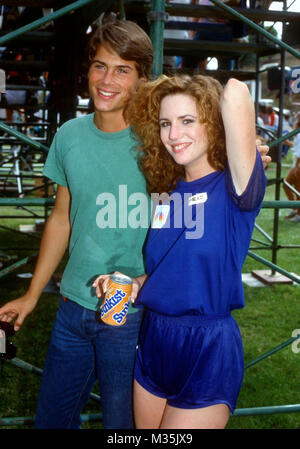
92;272;147;305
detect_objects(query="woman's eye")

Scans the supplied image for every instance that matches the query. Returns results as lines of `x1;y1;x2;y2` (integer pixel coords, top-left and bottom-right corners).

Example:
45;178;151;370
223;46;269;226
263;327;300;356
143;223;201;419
160;121;170;128
183;119;194;125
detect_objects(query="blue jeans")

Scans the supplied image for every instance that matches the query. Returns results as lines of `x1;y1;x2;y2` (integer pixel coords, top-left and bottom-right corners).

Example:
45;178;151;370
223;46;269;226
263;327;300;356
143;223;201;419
35;297;143;429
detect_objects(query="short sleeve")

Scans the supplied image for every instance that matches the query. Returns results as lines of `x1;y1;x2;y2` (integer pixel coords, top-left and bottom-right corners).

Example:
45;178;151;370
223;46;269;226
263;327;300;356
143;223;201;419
43;130;68;187
225;149;267;211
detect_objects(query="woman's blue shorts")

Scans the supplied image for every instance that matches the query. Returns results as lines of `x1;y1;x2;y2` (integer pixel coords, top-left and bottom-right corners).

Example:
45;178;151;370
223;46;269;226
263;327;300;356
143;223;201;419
134;311;244;413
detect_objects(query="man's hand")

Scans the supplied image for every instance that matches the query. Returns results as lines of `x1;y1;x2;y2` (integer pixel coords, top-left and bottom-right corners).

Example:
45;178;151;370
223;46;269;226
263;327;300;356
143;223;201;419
256;138;272;168
0;294;38;331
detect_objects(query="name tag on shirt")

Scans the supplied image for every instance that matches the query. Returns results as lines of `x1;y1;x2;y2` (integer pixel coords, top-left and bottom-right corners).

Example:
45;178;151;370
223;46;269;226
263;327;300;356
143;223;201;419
188;192;208;206
152;204;170;228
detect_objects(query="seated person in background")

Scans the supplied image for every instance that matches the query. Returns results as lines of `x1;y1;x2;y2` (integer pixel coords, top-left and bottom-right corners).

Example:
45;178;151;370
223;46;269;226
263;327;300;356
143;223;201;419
283;114;300;222
184;0;248;70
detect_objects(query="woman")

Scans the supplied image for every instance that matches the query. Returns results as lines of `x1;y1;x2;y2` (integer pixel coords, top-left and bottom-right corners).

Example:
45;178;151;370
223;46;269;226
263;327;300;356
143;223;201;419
94;74;267;428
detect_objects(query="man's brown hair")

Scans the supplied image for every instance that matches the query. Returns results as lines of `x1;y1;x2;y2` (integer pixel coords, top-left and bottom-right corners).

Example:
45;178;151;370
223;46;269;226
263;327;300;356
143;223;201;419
88;15;153;80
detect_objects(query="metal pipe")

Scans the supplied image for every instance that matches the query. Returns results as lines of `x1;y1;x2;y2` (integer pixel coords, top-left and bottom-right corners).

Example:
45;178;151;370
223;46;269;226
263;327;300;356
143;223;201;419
0;216;45;219
0;413;102;427
0;198;54;206
0;0;95;46
250;238;272;247
150;0;166;78
119;0;126;20
0;254;38;279
245;333;300;369
250;244;300;250
248;251;300;284
254;223;273;243
0;198;299;208
8;357;43;376
283;180;300;198
249;245;273;250
0;122;49;153
0;224;40;240
7;357;101;404
254;47;260;121
272;45;286;271
261;201;300;208
233;404;300;417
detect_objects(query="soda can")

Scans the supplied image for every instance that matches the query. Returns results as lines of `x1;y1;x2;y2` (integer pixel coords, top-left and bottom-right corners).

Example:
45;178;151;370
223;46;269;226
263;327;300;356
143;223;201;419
100;274;133;326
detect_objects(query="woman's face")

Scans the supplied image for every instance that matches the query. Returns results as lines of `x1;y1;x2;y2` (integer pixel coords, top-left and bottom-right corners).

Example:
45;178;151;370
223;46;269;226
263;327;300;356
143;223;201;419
159;93;210;177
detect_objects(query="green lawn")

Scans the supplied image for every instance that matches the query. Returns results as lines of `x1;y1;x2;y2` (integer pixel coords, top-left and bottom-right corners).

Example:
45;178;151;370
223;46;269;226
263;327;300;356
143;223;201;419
0;153;299;429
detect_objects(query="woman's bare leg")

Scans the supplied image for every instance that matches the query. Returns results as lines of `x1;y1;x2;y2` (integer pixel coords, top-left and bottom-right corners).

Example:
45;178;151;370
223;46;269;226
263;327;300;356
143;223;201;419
160;403;231;429
133;379;167;429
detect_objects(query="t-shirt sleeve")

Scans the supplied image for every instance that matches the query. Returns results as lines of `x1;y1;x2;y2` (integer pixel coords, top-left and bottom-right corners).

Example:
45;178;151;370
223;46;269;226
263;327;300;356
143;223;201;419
43;130;68;187
225;148;267;211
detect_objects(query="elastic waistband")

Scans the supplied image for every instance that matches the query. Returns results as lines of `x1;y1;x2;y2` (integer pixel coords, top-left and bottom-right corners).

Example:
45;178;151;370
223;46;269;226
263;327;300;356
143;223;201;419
147;310;231;327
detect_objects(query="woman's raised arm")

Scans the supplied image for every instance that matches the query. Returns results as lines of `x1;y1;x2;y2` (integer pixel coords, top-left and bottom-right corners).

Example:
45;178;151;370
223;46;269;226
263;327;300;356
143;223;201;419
220;78;257;195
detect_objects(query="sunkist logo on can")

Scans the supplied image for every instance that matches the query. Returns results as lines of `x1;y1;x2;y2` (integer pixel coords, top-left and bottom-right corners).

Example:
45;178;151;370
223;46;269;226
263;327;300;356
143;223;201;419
101;289;126;317
112;301;129;324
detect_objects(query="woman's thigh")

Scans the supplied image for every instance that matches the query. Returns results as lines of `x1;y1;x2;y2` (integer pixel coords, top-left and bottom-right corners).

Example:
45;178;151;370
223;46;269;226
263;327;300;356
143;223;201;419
95;310;144;429
134;379;167;429
160;403;231;429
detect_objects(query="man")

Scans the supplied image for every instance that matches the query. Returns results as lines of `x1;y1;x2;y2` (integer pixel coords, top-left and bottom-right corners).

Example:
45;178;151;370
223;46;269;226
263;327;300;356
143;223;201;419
0;16;270;429
0;17;153;429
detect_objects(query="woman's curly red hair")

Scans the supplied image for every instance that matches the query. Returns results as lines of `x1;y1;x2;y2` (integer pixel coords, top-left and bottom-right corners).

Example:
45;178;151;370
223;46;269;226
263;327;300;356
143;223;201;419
125;74;227;194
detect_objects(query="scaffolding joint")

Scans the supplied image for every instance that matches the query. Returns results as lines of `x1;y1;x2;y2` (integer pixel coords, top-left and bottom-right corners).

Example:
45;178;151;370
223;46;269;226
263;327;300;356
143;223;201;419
147;10;169;23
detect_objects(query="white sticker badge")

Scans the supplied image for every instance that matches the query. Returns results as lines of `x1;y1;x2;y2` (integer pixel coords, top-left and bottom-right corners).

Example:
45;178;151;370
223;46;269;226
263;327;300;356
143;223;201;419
152;204;170;228
188;192;208;207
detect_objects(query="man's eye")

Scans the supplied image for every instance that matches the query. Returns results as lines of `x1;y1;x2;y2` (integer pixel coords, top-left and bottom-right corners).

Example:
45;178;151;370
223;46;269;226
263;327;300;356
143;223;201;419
117;68;129;75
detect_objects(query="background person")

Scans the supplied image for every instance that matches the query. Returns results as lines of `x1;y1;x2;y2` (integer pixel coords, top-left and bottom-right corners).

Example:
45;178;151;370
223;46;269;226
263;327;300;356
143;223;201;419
283;114;300;222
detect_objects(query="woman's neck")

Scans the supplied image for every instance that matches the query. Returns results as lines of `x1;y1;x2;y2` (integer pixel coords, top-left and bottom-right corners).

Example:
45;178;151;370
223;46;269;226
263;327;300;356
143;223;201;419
184;160;216;182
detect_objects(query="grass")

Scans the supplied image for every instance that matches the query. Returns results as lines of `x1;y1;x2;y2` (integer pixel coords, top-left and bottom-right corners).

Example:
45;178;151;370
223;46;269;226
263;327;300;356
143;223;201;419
0;152;299;429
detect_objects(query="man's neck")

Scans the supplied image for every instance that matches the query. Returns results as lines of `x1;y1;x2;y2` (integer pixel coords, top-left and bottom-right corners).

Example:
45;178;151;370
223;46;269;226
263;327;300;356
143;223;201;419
94;110;129;133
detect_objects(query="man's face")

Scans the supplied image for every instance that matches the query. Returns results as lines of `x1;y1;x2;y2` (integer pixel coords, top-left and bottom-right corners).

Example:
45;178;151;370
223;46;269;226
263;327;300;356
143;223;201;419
88;45;141;116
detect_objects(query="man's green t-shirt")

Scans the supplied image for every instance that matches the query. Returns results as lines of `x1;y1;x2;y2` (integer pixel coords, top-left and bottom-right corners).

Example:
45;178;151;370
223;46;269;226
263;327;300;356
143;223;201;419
43;113;150;312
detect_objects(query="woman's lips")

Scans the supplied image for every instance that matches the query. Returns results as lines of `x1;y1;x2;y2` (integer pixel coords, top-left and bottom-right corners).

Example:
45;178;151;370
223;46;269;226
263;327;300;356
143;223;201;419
171;142;192;154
